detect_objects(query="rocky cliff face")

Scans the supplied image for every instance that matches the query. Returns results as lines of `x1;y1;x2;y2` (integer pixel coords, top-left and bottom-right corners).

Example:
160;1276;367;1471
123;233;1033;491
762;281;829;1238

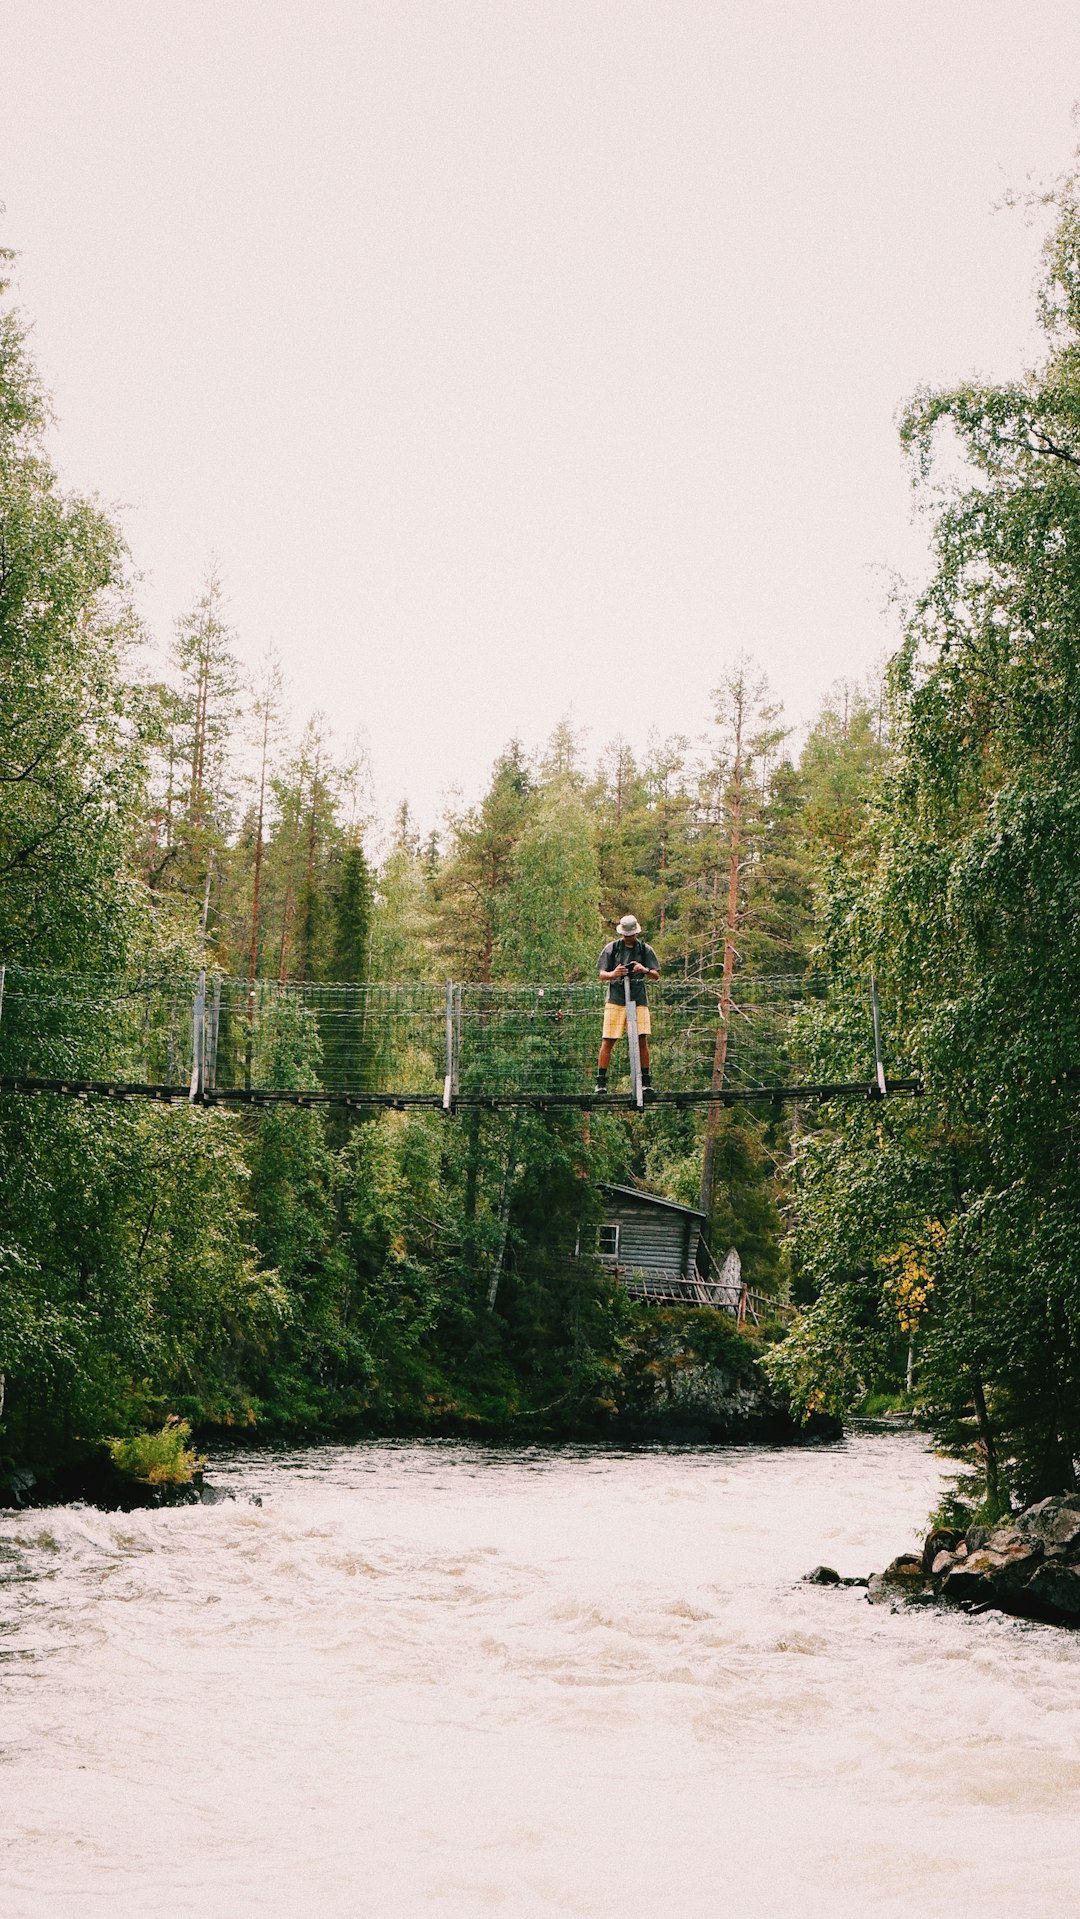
644;1353;806;1441
606;1304;843;1443
866;1495;1080;1625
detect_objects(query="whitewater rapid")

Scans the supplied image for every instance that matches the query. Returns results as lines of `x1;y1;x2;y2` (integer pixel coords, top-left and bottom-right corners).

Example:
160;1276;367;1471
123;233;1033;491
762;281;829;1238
2;1433;1079;1917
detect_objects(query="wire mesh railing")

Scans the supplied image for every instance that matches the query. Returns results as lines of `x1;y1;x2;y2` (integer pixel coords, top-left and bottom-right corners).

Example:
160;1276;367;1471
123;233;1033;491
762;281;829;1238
0;965;892;1104
0;967;198;1090
455;973;875;1096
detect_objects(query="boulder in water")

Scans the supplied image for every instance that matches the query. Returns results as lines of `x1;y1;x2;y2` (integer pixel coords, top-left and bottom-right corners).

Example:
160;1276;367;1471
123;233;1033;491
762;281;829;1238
922;1527;962;1574
873;1493;1080;1625
866;1553;929;1605
1024;1560;1080;1622
940;1536;1043;1607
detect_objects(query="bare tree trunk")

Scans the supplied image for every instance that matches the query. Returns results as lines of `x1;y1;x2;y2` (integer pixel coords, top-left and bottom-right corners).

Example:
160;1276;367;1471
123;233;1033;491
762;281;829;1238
189;645;209;822
278;885;295;984
300;753;321;981
972;1373;1002;1516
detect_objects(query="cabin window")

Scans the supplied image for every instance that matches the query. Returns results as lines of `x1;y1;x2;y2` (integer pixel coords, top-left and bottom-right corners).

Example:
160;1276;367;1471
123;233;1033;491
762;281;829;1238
597;1224;619;1260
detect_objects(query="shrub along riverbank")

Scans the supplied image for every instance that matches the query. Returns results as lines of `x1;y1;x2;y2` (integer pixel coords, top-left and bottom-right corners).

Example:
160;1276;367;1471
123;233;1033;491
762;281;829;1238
1;1297;826;1510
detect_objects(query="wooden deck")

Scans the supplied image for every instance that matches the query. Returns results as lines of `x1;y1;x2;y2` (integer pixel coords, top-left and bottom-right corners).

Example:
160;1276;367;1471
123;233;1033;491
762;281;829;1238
613;1264;793;1321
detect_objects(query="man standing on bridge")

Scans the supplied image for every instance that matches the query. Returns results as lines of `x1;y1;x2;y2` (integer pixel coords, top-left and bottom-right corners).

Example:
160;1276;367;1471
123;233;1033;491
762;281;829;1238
594;914;660;1096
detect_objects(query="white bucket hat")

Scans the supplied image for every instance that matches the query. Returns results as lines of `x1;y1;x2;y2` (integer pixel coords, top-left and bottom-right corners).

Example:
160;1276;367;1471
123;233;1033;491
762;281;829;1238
616;914;642;936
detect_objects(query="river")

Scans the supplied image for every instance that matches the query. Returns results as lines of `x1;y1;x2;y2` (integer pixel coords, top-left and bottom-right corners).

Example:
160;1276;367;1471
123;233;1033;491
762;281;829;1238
1;1432;1079;1917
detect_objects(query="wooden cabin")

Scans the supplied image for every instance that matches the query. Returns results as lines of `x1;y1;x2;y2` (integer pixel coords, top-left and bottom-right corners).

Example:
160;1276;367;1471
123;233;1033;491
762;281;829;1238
598;1184;710;1303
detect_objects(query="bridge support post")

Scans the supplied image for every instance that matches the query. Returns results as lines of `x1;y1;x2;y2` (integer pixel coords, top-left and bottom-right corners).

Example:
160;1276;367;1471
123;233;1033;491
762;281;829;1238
443;980;455;1110
870;968;887;1098
189;970;206;1102
207;977;221;1093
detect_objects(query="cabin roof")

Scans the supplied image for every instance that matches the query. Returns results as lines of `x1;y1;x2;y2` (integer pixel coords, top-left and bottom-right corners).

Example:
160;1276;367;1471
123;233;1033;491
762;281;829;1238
600;1183;707;1223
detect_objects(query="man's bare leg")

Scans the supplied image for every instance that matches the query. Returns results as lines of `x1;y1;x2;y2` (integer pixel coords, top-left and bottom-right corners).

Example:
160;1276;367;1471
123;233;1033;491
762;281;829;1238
594;1035;615;1092
595;1035;652;1092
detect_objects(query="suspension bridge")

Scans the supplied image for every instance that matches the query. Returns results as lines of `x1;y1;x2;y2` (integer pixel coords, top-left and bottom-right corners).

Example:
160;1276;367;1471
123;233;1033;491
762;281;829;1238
0;965;919;1111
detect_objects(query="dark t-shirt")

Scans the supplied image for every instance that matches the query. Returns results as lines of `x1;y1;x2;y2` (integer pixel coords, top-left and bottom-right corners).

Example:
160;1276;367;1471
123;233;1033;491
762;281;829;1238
599;938;660;1006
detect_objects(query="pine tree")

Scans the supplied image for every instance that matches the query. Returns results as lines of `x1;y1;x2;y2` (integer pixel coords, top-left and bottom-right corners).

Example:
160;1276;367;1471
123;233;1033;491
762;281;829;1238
330;843;374;982
696;661;786;1218
161;566;242;914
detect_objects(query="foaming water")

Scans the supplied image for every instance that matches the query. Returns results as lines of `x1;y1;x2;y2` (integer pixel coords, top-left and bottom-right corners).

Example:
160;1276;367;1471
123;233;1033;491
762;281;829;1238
2;1435;1079;1917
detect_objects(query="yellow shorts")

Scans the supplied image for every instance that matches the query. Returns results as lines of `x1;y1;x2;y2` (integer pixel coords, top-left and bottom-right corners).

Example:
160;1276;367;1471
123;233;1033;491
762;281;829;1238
602;1003;652;1040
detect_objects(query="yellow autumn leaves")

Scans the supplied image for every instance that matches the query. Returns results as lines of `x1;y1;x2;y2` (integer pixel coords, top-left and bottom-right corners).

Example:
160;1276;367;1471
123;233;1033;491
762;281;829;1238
879;1220;945;1334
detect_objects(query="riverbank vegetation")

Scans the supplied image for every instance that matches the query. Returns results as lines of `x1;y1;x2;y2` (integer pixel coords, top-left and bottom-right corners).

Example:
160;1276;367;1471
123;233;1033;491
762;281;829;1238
764;161;1080;1518
5;165;1080;1510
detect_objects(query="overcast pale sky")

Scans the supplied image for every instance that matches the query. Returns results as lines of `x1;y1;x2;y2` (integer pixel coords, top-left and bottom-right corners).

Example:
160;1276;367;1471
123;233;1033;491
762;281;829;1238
1;1;1077;826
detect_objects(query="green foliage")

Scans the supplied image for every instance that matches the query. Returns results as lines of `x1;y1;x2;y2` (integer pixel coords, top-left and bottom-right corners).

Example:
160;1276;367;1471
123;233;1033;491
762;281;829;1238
155;567;242;905
493;777;601;980
433;744;532;980
108;1417;204;1485
331;844;373;983
764;1275;892;1423
0;289;141;970
370;806;436;980
767;161;1080;1506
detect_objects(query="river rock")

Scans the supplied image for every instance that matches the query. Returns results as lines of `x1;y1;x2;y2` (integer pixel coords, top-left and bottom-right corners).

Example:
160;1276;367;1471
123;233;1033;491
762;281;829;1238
874;1492;1080;1626
1023;1561;1080;1622
866;1553;929;1605
882;1552;926;1587
1015;1495;1080;1554
931;1548;960;1577
1;1467;37;1509
922;1527;962;1574
803;1565;870;1589
941;1534;1044;1606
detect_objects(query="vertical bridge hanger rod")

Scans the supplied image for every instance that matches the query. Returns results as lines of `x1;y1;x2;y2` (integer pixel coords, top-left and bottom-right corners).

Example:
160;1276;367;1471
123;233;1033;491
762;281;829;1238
190;970;206;1102
870;968;887;1098
443;979;454;1110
